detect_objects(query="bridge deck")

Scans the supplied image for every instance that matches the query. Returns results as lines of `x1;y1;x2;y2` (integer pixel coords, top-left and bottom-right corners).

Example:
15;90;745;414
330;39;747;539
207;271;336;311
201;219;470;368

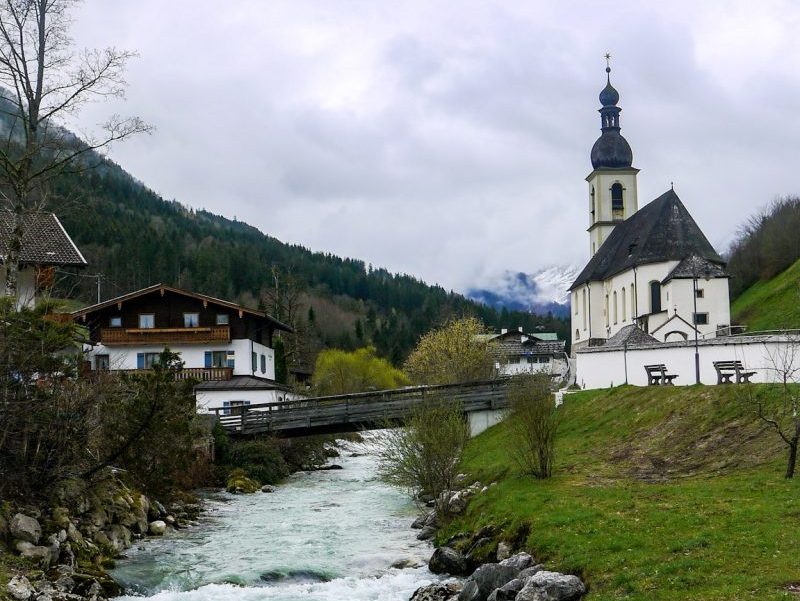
213;379;509;437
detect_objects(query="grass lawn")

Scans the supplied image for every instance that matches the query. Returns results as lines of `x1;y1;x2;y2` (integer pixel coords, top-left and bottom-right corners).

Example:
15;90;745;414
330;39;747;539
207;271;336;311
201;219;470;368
731;257;800;331
442;385;800;600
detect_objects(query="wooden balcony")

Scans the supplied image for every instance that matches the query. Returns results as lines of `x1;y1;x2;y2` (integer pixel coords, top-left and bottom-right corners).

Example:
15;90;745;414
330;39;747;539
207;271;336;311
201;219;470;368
102;367;233;381
100;325;231;345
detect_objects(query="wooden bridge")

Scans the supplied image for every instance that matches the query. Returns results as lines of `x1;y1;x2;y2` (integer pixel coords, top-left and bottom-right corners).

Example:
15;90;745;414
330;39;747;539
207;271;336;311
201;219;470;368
213;379;509;437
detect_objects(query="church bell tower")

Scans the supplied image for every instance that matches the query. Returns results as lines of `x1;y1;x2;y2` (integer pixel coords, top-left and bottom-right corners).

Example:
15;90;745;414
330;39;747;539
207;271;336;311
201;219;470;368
586;56;639;256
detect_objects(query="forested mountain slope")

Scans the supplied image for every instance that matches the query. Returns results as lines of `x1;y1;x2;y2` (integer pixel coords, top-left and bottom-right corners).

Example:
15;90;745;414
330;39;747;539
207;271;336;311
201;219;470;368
51;162;568;363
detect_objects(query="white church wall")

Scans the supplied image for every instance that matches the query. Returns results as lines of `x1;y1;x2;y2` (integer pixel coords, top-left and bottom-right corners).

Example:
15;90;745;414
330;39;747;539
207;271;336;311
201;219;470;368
662;278;731;339
575;336;800;389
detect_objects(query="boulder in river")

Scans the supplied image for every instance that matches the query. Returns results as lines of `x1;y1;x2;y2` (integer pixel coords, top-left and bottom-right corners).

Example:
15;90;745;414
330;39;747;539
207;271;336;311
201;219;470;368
148;520;167;536
429;546;469;576
458;552;534;601
410;582;463;601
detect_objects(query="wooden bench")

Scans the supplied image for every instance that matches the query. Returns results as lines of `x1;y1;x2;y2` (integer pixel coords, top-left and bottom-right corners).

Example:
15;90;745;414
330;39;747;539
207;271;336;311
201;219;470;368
644;364;679;386
713;360;756;384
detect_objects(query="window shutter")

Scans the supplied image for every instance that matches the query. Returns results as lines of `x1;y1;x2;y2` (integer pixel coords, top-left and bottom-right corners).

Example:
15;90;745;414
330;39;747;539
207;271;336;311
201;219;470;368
136;353;145;369
204;351;212;368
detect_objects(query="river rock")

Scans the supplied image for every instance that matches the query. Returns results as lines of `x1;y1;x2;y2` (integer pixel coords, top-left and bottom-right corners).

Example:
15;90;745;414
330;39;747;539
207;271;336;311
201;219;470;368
410;582;463;601
390;557;423;569
10;513;41;544
148;520;167;536
429;546;469;576
106;524;132;553
261;485;276;493
459;553;534;601
516;571;586;601
487;578;526;601
15;541;52;567
411;514;427;529
416;525;437;540
6;575;34;600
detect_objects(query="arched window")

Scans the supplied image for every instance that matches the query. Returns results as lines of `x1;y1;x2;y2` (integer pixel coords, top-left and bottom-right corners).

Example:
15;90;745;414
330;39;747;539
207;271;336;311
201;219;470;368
575;328;580;341
621;287;627;321
649;281;662;313
611;183;624;219
605;294;609;327
613;291;618;324
631;283;636;318
590;186;596;222
582;288;587;330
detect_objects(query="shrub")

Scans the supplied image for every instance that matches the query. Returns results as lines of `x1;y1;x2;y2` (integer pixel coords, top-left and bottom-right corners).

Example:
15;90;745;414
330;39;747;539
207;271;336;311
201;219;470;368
507;372;561;479
312;346;409;395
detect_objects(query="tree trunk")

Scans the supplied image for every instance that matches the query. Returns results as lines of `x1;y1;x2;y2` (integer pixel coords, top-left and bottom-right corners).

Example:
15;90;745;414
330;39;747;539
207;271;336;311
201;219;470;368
786;437;798;479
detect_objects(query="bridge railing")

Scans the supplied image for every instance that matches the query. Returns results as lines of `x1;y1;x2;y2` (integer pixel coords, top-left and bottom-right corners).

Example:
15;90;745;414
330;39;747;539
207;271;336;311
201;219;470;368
213;378;509;435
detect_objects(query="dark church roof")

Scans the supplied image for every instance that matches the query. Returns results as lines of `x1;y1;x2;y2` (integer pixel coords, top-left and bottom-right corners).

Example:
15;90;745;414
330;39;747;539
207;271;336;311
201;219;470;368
662;254;728;283
569;189;725;290
0;211;86;266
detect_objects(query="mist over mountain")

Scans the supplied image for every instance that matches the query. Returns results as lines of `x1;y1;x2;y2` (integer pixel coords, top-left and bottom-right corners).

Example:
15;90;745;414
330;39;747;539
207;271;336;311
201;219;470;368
466;265;580;318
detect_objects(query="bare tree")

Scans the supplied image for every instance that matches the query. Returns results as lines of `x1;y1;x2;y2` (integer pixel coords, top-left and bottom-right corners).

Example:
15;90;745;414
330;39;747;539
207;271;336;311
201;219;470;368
507;372;560;479
0;0;149;298
746;336;800;478
261;266;309;370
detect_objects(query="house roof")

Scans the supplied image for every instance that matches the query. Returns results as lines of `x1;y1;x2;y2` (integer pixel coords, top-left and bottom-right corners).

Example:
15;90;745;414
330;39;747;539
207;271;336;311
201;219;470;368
570;189;724;290
662;254;728;283
0;211;86;267
603;324;659;348
71;283;292;332
194;375;291;392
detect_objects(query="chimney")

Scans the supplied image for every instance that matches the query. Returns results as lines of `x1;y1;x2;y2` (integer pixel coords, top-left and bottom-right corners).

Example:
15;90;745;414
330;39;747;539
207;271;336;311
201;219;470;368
518;326;523;332
501;328;508;335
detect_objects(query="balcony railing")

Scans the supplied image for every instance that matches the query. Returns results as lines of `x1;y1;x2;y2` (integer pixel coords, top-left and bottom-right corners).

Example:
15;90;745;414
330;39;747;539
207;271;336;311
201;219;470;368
99;366;233;381
100;325;231;345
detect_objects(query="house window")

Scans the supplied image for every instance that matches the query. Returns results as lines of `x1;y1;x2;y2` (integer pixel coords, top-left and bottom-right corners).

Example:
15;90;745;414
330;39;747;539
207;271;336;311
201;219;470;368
694;313;709;325
260;354;266;374
184;312;200;327
649;281;662;314
138;314;155;329
109;316;122;328
136;352;161;369
611;183;624;218
207;350;232;368
252;351;258;372
508;357;520;364
95;354;110;371
222;400;251;416
696;288;705;299
216;313;229;325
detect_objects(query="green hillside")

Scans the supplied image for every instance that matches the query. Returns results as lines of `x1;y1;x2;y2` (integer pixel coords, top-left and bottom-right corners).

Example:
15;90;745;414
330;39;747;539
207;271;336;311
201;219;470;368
443;385;799;601
731;257;800;331
47;162;567;363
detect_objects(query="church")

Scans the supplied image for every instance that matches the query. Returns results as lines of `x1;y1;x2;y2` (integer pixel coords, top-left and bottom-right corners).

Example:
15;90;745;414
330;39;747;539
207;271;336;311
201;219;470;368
569;63;731;351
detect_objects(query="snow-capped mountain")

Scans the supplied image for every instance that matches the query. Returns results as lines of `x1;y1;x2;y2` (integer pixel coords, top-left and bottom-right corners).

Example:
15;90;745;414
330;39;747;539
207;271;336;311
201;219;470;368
466;265;581;317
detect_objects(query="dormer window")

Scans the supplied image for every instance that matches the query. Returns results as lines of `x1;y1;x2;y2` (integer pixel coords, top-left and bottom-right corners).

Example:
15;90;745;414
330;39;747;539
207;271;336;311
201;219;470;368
611;183;624;219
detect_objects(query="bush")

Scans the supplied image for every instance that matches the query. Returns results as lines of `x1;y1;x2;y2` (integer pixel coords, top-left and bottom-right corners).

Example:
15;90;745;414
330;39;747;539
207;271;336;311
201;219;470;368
377;397;470;512
507;373;561;479
228;439;290;485
312;346;409;395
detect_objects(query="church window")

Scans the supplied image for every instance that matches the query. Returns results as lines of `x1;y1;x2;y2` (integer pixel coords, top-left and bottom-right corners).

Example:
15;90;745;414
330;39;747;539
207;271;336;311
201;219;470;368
621;287;627;321
611;183;624;219
605;294;609;327
590;187;596;222
631;284;636;318
575;329;580;341
613;291;618;324
696;288;705;299
574;292;578;315
649;281;662;313
582;289;587;330
693;313;709;325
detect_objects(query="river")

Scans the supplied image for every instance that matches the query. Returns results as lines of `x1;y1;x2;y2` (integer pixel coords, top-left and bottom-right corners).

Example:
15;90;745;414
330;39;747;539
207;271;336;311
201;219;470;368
111;435;441;601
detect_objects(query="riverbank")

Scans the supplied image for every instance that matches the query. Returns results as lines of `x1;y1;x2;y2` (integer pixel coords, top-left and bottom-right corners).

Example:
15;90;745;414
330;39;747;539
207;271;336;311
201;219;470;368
440;385;800;600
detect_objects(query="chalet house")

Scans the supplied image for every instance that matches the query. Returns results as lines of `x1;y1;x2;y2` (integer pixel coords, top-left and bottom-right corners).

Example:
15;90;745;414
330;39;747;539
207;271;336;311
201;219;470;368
480;328;568;378
0;211;87;307
72;284;297;413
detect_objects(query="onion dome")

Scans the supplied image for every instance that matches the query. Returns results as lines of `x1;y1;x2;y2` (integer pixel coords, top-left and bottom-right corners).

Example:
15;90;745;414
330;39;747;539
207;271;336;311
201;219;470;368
590;58;633;169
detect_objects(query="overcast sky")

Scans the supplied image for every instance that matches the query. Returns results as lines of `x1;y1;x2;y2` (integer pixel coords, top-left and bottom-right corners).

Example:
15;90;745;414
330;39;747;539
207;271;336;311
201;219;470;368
69;0;800;293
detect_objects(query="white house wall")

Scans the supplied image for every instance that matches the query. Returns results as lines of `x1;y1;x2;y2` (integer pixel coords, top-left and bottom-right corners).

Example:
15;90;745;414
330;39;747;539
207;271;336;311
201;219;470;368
195;388;303;414
1;266;37;308
575;336;800;389
85;338;275;379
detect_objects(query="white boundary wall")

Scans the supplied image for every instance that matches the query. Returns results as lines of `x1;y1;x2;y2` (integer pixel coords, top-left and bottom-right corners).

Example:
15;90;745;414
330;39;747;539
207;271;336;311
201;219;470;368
575;335;800;389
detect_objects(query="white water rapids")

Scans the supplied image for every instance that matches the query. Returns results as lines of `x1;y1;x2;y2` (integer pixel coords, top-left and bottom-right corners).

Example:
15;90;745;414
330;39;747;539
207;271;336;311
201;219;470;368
111;435;443;601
